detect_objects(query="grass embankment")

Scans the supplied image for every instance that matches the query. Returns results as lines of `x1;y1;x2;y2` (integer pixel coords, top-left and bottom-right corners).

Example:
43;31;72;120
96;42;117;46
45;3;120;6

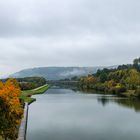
20;84;49;104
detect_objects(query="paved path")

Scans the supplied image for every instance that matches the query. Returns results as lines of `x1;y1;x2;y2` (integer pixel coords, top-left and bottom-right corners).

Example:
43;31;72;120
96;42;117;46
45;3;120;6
17;103;28;140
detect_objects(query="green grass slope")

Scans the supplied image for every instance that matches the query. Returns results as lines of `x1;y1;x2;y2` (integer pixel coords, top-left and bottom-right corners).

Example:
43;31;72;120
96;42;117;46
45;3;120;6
20;84;49;104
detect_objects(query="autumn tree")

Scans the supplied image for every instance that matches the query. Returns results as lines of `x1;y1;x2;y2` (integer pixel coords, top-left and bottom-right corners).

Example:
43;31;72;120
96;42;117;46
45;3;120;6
125;69;140;89
0;79;23;140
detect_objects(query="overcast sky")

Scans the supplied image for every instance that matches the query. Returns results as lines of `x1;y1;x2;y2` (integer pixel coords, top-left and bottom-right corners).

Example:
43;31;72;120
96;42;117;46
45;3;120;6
0;0;140;77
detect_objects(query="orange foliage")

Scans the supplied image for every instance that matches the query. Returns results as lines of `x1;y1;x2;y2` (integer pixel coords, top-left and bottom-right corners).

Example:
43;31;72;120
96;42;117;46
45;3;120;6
0;79;23;123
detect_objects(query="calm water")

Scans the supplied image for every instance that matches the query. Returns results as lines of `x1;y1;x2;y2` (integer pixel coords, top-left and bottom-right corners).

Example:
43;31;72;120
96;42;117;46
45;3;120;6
27;87;140;140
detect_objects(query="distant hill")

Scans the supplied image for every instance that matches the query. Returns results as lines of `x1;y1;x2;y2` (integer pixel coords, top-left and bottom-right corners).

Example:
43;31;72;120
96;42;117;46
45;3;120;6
10;66;117;80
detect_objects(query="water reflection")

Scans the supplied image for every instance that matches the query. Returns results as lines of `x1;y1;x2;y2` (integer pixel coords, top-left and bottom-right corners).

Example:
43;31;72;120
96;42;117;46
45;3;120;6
27;88;140;140
97;97;110;106
96;96;140;112
115;99;140;112
77;87;140;112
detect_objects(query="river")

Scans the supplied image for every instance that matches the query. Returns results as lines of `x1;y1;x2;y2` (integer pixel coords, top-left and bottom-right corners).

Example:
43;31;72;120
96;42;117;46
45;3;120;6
27;87;140;140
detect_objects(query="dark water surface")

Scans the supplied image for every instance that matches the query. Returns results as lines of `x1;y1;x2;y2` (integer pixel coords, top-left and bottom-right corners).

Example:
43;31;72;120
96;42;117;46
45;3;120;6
27;88;140;140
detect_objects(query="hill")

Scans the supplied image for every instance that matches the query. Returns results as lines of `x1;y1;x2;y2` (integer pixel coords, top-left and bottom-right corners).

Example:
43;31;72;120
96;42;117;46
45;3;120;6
9;66;117;80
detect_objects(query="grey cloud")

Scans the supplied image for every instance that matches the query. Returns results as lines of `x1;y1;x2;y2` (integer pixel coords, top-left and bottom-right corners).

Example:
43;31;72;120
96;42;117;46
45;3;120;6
0;0;140;77
0;0;140;37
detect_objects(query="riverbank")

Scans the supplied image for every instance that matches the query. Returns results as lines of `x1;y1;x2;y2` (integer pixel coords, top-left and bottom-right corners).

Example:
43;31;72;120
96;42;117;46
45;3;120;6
20;84;49;104
17;85;49;140
79;86;138;98
119;90;136;97
17;103;28;140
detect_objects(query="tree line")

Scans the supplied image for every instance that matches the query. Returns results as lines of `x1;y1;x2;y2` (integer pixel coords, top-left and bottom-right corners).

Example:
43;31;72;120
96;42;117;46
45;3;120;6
18;77;46;90
79;58;140;98
2;77;46;90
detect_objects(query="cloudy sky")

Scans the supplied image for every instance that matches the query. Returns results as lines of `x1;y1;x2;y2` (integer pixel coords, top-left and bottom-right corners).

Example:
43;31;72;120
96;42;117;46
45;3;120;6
0;0;140;77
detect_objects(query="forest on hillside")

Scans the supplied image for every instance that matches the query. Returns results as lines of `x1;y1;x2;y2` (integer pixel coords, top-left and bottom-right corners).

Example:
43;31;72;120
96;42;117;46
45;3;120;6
79;58;140;98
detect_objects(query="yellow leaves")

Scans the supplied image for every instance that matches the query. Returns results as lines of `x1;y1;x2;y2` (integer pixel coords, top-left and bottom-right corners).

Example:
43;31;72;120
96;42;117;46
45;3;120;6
105;80;116;88
125;69;140;89
0;79;23;140
0;81;3;89
0;78;23;120
115;83;122;88
80;75;97;84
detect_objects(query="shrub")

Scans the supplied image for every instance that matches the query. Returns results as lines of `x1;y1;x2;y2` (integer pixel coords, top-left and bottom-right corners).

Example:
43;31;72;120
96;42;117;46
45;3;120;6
135;89;140;98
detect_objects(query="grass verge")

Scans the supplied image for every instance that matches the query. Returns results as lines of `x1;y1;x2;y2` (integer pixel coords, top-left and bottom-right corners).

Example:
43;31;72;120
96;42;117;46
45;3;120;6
20;84;49;104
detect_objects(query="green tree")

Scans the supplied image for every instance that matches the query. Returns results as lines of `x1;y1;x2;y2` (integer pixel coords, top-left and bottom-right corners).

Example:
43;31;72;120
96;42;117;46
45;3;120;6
125;69;140;89
99;73;108;83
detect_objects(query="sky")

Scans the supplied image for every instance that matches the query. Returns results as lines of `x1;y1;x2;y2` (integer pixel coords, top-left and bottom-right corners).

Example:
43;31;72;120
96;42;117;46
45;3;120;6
0;0;140;77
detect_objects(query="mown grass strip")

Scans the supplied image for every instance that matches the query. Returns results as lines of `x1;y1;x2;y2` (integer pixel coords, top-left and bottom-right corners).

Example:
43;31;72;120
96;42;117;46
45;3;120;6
20;84;49;104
